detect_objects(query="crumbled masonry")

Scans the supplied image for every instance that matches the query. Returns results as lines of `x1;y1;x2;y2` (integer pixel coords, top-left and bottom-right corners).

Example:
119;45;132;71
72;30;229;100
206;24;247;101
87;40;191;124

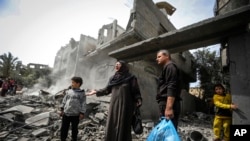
0;92;214;141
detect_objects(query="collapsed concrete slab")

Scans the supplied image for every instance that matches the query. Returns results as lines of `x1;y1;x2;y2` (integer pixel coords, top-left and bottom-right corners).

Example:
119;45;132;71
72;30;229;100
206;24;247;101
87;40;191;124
2;105;34;115
25;112;50;127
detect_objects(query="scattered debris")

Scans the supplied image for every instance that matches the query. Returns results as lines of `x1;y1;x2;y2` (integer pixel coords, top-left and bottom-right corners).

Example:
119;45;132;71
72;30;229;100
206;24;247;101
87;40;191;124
0;91;214;141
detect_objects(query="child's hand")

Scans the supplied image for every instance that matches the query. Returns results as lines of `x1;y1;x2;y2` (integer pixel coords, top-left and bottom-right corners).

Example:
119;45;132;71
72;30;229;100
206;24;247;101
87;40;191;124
86;90;97;96
59;111;64;117
79;113;84;120
231;103;238;110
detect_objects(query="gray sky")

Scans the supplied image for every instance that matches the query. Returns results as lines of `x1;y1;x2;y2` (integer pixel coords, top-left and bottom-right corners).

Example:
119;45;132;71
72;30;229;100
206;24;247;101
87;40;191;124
0;0;216;67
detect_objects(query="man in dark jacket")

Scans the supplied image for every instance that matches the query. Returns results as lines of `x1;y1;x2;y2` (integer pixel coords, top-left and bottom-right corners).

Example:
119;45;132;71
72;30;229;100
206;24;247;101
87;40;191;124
156;49;181;130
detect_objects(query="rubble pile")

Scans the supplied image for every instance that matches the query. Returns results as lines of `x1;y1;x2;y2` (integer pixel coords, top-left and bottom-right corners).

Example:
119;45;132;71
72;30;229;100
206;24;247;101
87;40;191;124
0;92;214;141
178;112;214;141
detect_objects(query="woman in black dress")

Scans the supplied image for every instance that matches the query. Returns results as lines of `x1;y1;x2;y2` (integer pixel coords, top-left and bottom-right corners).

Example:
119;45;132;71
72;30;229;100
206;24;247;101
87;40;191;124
87;60;142;141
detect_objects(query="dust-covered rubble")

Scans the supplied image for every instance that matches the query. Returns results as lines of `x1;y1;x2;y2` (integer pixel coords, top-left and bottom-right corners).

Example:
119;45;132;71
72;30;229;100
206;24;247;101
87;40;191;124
0;91;214;141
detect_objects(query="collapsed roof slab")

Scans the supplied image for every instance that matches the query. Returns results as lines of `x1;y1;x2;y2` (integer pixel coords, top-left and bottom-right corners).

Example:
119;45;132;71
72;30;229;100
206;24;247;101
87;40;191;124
101;0;176;53
109;5;250;62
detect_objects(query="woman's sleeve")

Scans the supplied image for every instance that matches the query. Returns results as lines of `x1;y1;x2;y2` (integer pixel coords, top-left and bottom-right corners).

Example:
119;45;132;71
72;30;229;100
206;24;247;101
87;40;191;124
96;86;111;96
96;77;112;96
131;77;142;101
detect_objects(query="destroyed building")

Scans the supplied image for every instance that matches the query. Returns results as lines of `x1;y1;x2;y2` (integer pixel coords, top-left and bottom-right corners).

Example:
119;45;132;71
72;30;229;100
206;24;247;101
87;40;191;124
53;0;196;121
52;0;250;138
1;0;250;141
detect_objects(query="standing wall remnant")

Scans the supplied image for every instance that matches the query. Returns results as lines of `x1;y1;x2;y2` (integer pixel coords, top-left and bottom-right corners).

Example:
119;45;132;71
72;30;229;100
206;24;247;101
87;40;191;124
53;0;196;121
215;0;250;125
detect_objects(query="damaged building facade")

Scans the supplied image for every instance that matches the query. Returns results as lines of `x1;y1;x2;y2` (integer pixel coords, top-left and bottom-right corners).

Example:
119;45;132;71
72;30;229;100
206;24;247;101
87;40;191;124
1;0;249;140
54;0;250;125
53;0;196;121
107;0;250;125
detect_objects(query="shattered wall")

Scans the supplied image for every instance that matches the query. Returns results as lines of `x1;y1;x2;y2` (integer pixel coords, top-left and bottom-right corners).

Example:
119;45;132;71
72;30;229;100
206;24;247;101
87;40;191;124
97;20;125;47
214;0;250;15
214;0;250;124
53;0;196;121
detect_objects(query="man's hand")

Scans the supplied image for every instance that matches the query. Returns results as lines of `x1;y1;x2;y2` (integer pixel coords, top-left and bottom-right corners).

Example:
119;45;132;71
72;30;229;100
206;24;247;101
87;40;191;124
165;96;175;119
165;108;174;119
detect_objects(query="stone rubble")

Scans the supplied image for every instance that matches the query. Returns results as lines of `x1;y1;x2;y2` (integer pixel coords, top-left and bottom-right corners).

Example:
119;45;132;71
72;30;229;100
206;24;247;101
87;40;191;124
0;91;214;141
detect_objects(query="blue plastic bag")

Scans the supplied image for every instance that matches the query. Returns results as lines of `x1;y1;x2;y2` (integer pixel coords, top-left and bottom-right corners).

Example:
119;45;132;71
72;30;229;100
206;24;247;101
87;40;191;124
147;117;181;141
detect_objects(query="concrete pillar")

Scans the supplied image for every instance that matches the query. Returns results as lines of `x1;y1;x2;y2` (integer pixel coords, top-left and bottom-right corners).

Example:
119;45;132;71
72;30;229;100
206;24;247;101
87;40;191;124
112;20;117;38
228;32;250;124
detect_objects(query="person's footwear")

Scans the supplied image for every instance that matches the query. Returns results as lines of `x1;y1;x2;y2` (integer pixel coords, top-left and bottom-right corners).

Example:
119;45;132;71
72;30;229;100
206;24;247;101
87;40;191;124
213;138;221;141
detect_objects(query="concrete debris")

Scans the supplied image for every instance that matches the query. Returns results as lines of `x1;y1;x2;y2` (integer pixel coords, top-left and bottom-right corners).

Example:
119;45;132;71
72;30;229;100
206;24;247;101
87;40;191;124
31;128;48;137
2;105;34;115
0;92;214;141
25;112;50;127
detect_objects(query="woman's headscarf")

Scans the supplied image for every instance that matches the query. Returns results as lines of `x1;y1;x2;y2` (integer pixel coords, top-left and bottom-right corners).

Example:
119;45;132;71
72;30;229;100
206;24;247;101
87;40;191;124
108;60;133;87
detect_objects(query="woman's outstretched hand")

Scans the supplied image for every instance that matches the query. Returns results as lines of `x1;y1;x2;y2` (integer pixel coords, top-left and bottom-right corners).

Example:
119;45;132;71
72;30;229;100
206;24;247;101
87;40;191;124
86;89;97;96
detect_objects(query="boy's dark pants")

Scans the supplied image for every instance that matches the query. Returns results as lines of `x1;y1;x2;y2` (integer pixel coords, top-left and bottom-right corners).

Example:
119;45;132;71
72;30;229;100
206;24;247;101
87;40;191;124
61;115;79;141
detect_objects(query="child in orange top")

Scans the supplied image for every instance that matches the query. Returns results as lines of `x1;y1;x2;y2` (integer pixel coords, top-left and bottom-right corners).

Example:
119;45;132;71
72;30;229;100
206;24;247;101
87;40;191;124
213;84;237;141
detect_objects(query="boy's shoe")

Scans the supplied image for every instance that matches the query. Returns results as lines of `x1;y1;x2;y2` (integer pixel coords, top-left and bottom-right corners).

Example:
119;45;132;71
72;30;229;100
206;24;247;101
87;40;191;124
213;138;221;141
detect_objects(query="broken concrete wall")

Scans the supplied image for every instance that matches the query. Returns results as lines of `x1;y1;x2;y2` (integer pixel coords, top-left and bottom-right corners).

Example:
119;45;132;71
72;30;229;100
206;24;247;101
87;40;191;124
180;90;196;116
53;35;97;79
53;44;75;76
214;0;250;124
77;51;116;90
128;0;175;37
228;32;250;124
105;0;177;53
53;0;196;121
214;0;250;15
79;34;97;56
97;20;125;47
